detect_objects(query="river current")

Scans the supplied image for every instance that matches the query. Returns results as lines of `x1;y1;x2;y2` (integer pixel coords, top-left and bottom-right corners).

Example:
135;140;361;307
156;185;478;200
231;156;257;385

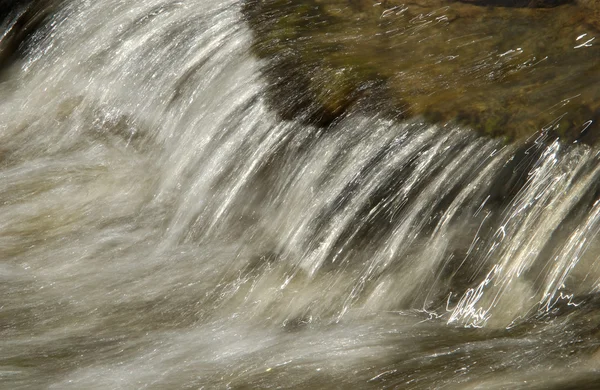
1;0;600;388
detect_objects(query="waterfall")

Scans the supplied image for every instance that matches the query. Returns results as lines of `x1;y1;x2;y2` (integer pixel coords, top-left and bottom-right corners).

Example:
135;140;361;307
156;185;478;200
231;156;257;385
2;0;600;388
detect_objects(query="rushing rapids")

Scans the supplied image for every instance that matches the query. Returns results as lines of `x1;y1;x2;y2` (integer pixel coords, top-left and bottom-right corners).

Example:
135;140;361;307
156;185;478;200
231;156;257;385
1;0;600;388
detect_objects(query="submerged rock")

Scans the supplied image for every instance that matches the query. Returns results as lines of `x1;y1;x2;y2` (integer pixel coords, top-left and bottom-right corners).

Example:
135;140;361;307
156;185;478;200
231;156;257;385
243;0;600;143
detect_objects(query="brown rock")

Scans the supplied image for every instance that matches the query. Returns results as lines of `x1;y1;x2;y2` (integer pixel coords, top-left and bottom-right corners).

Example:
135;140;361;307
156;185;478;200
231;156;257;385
243;0;600;143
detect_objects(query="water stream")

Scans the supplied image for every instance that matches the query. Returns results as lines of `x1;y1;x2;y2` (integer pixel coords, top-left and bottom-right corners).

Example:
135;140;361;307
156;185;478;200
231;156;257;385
2;0;600;388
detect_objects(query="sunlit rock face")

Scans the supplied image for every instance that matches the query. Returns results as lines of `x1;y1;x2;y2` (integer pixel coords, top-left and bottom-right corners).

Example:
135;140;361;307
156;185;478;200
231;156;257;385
243;0;600;142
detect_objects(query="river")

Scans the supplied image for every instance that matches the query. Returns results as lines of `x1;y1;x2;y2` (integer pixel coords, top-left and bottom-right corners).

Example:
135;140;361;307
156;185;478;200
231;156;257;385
1;0;600;388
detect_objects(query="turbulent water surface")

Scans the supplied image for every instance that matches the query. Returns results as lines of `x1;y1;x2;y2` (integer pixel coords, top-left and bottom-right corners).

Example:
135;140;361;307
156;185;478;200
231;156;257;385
2;0;600;389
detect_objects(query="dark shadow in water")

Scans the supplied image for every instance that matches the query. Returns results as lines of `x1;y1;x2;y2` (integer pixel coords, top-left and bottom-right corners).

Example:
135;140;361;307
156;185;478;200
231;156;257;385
0;0;59;74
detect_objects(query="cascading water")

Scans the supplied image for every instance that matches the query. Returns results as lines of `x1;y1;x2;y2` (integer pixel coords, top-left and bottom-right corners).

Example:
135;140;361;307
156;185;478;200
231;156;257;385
2;0;600;388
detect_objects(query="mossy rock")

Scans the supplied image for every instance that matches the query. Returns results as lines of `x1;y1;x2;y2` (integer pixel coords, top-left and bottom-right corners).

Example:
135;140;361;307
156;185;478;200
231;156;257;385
243;0;600;143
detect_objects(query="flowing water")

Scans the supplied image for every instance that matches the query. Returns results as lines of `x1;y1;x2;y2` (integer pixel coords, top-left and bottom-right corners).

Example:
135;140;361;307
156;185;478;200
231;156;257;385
2;0;600;388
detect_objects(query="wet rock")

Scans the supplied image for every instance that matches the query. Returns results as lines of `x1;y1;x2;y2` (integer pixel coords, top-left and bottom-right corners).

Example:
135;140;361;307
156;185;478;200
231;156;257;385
243;0;401;127
243;0;600;143
455;0;573;7
577;0;600;29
